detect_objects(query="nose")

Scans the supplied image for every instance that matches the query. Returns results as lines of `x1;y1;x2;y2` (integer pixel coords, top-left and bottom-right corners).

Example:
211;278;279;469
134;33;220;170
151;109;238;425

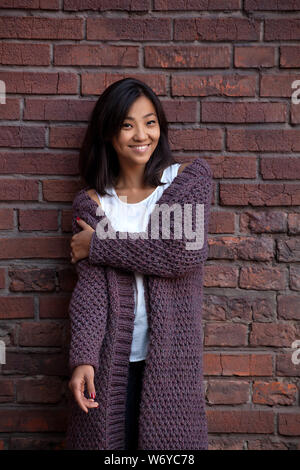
133;124;148;141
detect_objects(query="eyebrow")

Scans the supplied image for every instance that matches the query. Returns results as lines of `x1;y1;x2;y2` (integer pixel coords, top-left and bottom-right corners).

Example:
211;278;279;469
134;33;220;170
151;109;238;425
124;112;156;120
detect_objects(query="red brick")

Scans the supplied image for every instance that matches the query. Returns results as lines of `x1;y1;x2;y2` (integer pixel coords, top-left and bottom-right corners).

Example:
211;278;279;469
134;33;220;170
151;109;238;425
0;237;69;259
209;211;235;234
0;99;20;120
172;74;256;97
87;18;171;40
288;213;300;234
261;73;300;97
206;380;250;404
169;128;223;151
291;103;300;124
0;17;83;39
42;179;80;202
205;322;248;346
19;322;63;347
39;296;70;319
1;0;59;8
280;46;300;68
19;210;58;231
0;409;67;432
245;0;300;9
49;126;86;148
0;126;45;147
24;98;95;121
204;353;273;376
227;129;300;152
174;18;260;41
154;0;240;10
0;180;38;201
250;323;296;347
278;295;300;320
0;42;50;65
54;44;138;66
64;0;148;10
206;155;256;179
209;236;274;260
265;19;300;40
162;100;197;122
253;381;296;405
8;268;56;292
16;377;62;404
207;409;274;433
145;45;230;69
220;183;300;206
3;352;68;375
202;102;286;123
204;265;238;287
81;72;166;96
278;413;300;436
290;266;300;291
276;353;300;377
239;265;286;290
0;379;14;403
235;46;275;68
0;71;78;94
240;210;287;234
261;157;300;179
0;152;78;175
0;209;14;230
277;238;300;262
0;297;34;319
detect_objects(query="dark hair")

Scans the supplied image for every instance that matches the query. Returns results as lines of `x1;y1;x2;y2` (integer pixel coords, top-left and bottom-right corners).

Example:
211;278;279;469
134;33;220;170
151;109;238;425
78;77;177;197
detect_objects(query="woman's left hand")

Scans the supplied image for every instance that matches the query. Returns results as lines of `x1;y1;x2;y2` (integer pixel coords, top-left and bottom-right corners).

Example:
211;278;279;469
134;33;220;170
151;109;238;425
70;218;95;264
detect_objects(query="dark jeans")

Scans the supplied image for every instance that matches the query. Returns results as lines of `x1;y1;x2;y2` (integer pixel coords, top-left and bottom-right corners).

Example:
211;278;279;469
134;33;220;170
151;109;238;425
125;360;146;451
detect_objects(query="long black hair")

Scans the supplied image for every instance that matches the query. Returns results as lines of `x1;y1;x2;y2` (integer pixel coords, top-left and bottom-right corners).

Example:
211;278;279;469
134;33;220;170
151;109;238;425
78;77;177;197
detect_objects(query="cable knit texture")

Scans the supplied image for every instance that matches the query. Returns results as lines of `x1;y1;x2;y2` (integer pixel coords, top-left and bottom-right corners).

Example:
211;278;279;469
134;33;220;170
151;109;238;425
66;157;213;450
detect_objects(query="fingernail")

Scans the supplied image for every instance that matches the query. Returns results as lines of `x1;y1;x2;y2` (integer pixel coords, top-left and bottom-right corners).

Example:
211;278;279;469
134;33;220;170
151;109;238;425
76;217;80;221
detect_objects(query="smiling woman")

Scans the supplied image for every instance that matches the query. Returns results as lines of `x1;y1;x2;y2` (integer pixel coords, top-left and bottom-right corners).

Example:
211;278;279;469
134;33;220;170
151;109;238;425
67;77;212;451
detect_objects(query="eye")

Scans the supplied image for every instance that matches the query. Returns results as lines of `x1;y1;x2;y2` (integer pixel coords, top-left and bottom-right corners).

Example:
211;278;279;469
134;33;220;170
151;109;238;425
122;120;156;128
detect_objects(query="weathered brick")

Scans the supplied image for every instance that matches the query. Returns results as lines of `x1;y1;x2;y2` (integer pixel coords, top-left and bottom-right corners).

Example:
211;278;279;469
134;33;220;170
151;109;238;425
208;236;274;261
202;102;286;123
16;377;63;403
209;211;235;233
82;72;166;96
54;44;138;66
239;265;286;290
0;409;67;432
64;0;148;10
278;413;300;436
1;0;59;8
0;42;50;65
174;18;260;41
235;46;275;68
288;213;300;234
220;183;300;206
0;17;83;39
250;323;295;347
205;322;248;346
87;18;171;40
0;297;34;319
278;294;300;320
0;126;45;147
206;380;250;404
261;157;300;179
24;98;95;121
0;152;78;175
261;73;300;97
39;296;70;319
0;71;78;94
206;155;256;179
172;74;256;97
227;129;300;152
204;265;238;287
265;19;300;41
145;45;230;68
280;46;300;68
0;99;20;120
169;128;223;151
9;268;56;292
253;381;297;405
155;0;240;10
290;265;300;291
240;211;287;234
277;238;300;262
245;0;300;10
207;410;274;433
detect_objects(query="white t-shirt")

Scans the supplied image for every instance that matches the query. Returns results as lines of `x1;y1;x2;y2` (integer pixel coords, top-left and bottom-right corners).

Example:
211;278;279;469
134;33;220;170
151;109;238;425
96;163;181;362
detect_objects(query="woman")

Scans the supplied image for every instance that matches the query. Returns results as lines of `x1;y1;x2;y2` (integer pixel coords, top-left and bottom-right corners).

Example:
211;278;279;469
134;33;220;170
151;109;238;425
67;77;213;450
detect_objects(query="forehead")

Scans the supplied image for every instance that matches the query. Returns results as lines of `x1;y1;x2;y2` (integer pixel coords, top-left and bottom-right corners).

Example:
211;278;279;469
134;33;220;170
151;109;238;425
126;96;156;118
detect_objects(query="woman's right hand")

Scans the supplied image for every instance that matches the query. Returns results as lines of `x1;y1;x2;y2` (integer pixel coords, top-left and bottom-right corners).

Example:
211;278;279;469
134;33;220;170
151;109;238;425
68;364;99;413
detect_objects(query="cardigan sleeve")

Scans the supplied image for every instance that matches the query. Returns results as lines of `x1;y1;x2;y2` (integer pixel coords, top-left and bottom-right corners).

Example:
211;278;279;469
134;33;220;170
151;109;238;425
68;199;108;375
88;159;213;278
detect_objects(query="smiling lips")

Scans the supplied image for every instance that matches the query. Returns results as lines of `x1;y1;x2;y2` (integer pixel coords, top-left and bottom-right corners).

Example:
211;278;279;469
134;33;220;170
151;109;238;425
129;144;151;153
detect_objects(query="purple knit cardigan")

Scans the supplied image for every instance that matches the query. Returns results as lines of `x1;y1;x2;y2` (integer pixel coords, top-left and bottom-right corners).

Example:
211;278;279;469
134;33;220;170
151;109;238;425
66;157;213;450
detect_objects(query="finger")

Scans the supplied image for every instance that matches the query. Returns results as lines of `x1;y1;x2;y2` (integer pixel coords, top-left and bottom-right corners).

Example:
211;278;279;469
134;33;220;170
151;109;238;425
73;387;88;413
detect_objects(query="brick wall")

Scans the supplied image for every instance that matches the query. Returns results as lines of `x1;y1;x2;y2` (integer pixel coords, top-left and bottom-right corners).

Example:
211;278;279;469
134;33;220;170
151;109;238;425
0;0;299;451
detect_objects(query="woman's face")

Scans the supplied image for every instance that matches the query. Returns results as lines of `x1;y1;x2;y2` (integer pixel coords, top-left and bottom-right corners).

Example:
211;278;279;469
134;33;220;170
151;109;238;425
111;95;160;166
